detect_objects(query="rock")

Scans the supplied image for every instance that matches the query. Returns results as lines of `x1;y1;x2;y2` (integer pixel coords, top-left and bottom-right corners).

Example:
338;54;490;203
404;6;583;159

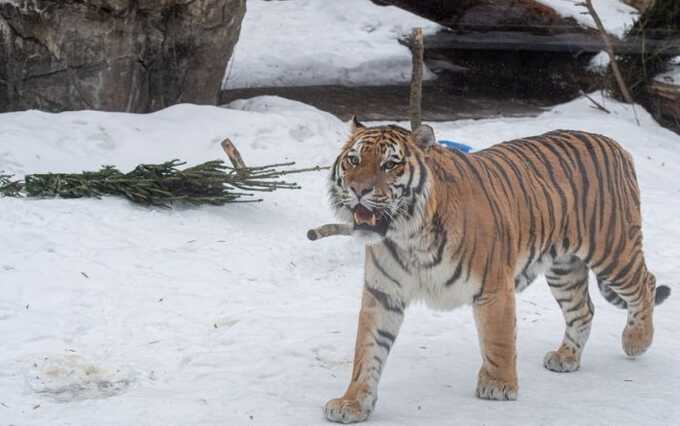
0;0;246;113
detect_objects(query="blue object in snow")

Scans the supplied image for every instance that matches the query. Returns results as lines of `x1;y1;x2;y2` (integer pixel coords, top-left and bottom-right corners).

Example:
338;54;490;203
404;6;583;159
438;139;473;153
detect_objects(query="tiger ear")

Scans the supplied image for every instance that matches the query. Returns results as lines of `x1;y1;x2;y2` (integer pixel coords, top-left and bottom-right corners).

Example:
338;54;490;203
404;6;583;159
350;115;365;132
413;124;436;151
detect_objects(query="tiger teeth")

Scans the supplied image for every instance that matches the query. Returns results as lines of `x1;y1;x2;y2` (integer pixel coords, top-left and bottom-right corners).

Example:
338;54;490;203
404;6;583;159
353;210;377;226
368;214;376;226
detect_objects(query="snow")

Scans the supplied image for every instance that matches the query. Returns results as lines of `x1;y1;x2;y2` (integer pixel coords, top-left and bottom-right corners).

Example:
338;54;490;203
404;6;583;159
1;96;679;425
223;0;439;89
587;51;611;73
536;0;639;38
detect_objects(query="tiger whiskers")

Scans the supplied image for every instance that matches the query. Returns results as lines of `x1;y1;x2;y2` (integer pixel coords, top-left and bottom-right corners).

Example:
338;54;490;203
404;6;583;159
362;199;385;210
331;193;353;208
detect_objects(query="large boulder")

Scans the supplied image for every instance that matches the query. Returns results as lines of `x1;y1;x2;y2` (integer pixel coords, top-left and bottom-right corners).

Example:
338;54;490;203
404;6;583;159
0;0;246;113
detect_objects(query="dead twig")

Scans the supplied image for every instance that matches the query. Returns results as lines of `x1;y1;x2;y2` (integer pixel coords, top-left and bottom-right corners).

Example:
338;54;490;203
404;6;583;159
579;0;640;125
221;137;330;177
580;90;611;113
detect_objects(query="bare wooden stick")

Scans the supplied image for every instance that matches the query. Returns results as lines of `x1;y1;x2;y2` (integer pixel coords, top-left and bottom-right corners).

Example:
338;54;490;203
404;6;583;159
580;0;640;125
221;138;248;175
219;137;344;240
308;29;423;242
307;223;353;241
409;27;424;131
580;90;611;113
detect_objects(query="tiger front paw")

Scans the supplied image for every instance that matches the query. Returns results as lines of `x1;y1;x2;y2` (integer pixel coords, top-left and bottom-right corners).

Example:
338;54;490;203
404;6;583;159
323;397;374;424
475;367;518;401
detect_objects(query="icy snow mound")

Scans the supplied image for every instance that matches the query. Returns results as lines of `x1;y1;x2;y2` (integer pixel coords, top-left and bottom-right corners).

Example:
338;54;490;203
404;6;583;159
0;96;347;177
223;0;439;89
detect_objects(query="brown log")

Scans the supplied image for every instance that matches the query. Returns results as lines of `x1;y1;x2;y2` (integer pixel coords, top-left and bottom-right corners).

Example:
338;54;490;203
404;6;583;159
369;0;577;34
422;31;679;55
646;79;680;126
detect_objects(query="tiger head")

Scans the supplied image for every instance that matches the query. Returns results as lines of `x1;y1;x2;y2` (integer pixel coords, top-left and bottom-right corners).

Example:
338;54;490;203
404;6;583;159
329;117;437;239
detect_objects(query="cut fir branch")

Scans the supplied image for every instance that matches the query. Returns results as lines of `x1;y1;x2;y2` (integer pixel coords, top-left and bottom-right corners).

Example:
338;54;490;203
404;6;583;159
0;173;23;197
1;159;327;207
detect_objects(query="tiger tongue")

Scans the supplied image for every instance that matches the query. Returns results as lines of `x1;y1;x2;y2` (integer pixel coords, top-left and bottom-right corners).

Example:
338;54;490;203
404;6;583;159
353;205;377;226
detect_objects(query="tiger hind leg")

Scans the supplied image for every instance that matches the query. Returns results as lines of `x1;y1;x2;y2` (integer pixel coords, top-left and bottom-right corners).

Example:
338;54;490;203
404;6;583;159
592;249;658;357
597;274;671;354
615;269;657;357
544;255;593;372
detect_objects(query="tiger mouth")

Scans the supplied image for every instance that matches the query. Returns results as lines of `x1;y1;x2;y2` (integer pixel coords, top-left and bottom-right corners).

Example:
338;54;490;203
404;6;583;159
352;204;389;236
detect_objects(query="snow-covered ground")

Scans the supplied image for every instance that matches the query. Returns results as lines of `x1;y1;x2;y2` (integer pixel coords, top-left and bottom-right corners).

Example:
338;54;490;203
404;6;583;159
223;0;439;89
1;95;679;425
537;0;639;38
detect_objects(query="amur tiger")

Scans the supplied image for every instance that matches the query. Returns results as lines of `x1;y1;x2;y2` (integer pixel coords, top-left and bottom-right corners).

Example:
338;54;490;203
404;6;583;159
323;118;671;423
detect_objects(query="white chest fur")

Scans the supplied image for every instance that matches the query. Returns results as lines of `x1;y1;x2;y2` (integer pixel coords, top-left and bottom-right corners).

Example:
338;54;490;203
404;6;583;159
367;235;480;311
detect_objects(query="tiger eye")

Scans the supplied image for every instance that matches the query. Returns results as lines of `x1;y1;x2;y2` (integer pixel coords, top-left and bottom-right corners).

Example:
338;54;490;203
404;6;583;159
382;160;399;171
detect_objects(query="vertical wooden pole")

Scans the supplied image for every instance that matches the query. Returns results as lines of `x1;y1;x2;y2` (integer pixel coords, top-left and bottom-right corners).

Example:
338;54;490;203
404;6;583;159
409;27;424;131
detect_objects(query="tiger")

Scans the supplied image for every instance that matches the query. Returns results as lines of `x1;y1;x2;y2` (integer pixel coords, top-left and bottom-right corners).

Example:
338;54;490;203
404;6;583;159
323;118;671;423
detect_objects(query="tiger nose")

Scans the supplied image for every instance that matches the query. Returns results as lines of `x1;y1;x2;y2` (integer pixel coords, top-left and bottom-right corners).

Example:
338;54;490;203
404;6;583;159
350;186;372;200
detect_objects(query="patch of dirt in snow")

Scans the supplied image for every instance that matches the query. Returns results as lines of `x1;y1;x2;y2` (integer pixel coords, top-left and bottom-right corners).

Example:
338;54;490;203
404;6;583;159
25;354;134;402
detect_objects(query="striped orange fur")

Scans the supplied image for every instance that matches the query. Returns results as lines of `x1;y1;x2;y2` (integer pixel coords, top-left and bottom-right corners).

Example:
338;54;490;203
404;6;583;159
323;120;670;423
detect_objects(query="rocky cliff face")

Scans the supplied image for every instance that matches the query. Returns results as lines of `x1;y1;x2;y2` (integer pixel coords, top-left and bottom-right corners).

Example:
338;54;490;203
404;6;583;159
0;0;246;113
